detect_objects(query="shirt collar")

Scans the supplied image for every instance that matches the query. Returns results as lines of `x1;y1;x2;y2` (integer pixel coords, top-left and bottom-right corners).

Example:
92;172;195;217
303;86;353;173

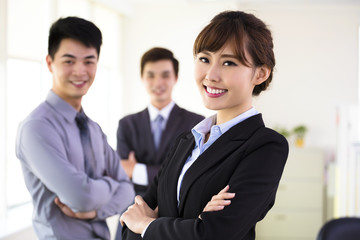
191;115;216;148
45;90;79;123
192;107;259;146
148;101;175;122
218;107;259;134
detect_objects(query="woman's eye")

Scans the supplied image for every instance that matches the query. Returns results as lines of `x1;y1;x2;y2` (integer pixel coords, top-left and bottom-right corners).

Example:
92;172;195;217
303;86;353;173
224;61;237;66
199;57;209;63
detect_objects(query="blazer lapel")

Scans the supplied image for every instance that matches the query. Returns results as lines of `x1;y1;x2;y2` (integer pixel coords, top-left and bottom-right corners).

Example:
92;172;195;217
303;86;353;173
178;114;265;212
158;104;181;156
162;132;195;216
140;108;156;156
172;133;196;176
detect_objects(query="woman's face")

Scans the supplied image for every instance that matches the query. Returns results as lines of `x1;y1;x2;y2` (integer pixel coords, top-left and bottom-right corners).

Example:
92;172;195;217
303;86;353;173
194;43;265;122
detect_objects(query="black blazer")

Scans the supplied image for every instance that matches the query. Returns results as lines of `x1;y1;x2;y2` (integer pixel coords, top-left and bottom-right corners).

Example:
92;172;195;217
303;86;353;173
123;114;288;240
117;104;204;191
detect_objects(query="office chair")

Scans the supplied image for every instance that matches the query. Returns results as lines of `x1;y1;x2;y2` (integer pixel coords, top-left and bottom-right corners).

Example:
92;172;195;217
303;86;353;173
316;217;360;240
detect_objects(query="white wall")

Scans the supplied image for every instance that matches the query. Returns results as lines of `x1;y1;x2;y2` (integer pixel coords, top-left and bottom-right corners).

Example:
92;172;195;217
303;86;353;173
2;1;360;239
254;3;360;149
120;2;360;149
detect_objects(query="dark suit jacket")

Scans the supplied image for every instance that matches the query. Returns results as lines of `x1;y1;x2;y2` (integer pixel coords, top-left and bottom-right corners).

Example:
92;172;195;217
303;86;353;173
117;104;204;192
123;114;288;240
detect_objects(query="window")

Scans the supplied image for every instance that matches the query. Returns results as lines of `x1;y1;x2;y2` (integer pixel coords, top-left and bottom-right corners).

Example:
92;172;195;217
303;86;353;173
6;59;51;208
0;0;125;237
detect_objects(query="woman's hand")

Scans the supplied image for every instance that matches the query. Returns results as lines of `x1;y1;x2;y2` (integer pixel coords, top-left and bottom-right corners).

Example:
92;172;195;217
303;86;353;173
199;185;235;219
120;195;158;234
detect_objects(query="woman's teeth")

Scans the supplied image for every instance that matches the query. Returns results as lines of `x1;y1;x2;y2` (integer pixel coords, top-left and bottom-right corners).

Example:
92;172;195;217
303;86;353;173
206;86;226;94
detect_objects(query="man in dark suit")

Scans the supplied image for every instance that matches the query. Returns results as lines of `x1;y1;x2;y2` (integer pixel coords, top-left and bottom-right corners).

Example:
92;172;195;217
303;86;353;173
115;47;204;240
116;47;204;194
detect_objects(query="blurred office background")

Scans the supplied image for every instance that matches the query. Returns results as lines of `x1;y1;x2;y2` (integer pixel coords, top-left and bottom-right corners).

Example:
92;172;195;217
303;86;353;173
1;0;360;239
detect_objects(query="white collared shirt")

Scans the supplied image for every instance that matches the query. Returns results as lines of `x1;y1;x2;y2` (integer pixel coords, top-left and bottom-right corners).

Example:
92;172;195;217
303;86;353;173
148;101;175;133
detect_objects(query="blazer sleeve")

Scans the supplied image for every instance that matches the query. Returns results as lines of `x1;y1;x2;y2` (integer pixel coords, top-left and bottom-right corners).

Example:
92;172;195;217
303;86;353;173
142;131;288;240
146;165;160;187
121;163;162;240
116;118;131;159
122;133;184;240
122;224;143;240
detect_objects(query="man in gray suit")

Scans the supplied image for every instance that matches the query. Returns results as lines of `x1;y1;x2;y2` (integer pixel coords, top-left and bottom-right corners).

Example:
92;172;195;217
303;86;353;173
15;17;134;240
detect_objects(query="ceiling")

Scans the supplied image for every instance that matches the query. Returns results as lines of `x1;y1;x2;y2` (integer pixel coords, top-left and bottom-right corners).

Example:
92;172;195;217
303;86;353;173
96;0;360;16
124;0;360;4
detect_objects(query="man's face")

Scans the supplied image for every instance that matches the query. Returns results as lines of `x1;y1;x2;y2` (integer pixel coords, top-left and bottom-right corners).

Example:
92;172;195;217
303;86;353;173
46;38;98;110
142;60;178;109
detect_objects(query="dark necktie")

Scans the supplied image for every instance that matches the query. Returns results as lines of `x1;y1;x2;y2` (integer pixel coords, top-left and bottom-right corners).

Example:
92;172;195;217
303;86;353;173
75;111;94;177
153;114;164;150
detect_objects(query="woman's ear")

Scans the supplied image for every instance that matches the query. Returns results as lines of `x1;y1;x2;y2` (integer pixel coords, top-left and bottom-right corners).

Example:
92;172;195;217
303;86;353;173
254;65;271;85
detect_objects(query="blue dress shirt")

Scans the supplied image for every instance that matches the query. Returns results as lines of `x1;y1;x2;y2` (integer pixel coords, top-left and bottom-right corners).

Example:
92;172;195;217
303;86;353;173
177;107;259;204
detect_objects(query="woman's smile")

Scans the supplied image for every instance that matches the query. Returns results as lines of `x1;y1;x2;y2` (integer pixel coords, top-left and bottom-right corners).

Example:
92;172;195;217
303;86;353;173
204;85;228;97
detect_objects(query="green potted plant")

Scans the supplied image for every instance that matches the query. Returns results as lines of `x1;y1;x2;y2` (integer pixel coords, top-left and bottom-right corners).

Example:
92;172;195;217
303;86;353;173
274;127;291;139
292;125;307;147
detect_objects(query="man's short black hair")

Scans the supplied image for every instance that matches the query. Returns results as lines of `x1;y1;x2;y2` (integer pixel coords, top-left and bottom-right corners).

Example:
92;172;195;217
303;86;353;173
48;16;102;59
140;47;179;77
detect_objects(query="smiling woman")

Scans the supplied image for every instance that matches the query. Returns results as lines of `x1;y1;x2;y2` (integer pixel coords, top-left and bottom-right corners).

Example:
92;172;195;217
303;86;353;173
120;10;288;240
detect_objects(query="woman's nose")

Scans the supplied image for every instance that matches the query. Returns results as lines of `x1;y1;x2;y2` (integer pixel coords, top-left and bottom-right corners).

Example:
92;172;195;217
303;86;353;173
205;63;221;82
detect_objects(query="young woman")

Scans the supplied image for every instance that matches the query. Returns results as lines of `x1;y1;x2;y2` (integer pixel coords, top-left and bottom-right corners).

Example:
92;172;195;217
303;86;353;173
120;10;288;240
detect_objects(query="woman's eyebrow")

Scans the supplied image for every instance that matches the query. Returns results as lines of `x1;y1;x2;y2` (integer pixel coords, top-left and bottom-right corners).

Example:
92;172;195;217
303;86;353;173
221;54;237;59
